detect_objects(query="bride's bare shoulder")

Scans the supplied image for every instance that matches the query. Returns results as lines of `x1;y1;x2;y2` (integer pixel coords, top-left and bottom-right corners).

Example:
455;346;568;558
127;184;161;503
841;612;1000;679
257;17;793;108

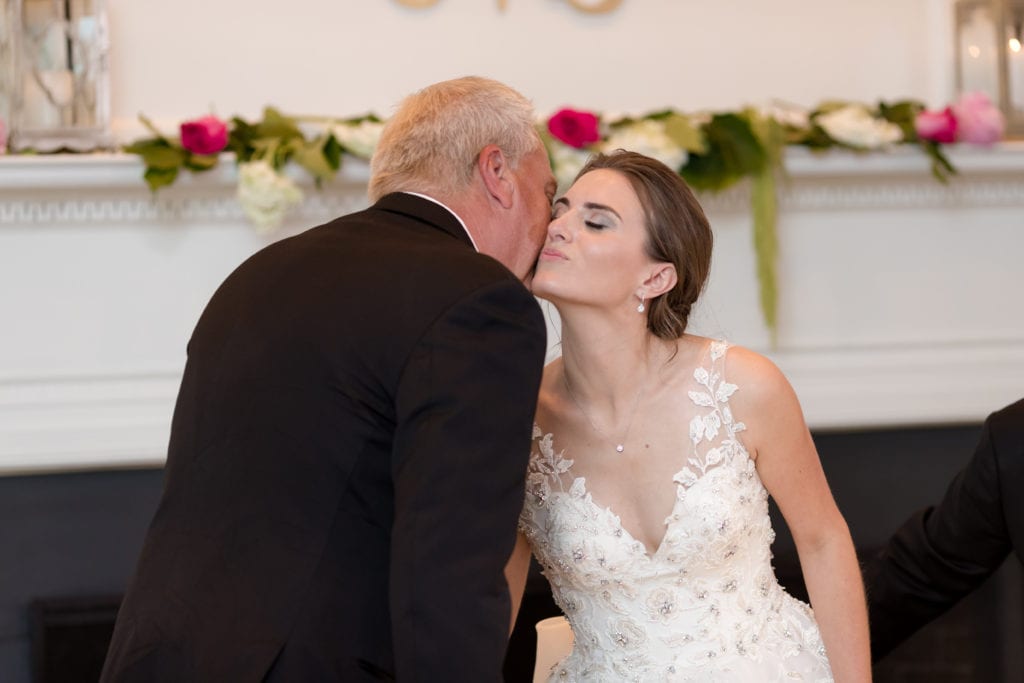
721;343;792;398
721;343;804;429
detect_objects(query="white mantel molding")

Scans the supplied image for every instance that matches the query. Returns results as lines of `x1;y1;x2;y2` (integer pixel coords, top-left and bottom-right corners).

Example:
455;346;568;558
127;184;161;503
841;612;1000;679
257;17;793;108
2;145;1023;475
4;144;1024;224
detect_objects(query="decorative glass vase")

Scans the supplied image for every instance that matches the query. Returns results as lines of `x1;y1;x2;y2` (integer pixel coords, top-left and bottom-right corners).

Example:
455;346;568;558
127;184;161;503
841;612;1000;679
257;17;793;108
7;0;111;152
0;1;15;149
955;0;1024;137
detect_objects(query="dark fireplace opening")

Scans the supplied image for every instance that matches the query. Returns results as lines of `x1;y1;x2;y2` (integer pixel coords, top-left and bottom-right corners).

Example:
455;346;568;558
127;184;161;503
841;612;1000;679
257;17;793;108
29;596;120;683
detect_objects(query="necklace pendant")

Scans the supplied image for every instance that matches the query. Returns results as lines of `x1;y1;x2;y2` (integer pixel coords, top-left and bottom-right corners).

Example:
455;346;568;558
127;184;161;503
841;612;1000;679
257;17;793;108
615;444;625;453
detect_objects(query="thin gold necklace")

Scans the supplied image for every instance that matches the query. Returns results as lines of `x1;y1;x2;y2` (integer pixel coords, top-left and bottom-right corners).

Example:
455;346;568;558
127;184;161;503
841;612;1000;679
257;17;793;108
563;370;648;454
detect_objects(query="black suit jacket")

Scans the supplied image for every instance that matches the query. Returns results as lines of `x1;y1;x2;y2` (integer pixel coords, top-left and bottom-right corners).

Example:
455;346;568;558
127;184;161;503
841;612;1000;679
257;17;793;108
100;193;547;682
864;397;1024;661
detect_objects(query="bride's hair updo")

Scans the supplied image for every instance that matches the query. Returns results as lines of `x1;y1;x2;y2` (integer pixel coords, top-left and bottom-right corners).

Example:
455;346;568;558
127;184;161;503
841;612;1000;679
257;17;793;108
575;150;713;340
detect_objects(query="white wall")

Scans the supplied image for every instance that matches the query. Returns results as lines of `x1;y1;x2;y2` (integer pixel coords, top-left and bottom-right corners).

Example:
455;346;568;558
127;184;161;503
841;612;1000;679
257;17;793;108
106;0;956;136
3;145;1023;474
9;0;1023;476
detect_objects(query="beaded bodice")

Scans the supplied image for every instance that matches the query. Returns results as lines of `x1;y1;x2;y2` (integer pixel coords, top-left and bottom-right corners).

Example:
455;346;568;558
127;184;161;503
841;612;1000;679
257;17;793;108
519;341;832;682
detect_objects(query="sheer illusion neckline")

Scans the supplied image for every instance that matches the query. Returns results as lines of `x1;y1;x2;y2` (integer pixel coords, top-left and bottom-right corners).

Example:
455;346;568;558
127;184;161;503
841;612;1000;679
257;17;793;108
547;338;718;560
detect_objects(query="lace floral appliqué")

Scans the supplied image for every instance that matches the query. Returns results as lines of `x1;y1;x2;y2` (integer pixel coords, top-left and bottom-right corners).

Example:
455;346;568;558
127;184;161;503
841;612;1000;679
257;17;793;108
518;340;833;683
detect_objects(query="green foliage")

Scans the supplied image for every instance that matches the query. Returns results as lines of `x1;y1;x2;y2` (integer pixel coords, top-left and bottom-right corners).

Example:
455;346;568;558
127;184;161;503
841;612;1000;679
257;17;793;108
922;140;957;183
680;114;767;191
751;168;779;346
652;111;708;154
119;98;976;341
746;110;787;345
877;100;921;139
125;108;345;192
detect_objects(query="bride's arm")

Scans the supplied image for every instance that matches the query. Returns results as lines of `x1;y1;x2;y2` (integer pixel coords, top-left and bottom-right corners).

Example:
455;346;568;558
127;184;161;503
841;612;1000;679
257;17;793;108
504;532;533;635
730;348;872;683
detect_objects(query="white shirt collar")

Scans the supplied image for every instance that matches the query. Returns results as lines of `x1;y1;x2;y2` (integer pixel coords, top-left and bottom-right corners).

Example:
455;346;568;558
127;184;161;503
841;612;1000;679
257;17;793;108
403;192;479;252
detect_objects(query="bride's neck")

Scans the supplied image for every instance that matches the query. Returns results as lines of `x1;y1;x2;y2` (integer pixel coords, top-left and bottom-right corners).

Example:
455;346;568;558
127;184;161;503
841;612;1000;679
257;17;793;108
559;313;672;405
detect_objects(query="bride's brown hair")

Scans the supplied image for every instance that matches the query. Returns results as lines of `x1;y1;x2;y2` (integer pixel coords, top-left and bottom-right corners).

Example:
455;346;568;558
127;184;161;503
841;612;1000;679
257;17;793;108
575;150;713;340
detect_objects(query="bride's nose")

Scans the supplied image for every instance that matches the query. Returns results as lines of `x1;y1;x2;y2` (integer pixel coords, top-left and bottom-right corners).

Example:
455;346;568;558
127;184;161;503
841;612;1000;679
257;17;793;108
547;213;570;242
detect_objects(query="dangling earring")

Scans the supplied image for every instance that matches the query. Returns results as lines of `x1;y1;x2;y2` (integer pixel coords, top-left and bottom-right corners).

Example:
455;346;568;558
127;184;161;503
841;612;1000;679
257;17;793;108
637;296;645;313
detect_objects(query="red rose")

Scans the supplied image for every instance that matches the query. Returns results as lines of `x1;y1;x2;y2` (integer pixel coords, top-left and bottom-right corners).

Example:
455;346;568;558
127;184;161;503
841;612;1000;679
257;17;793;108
180;115;228;155
547;108;600;149
914;107;957;144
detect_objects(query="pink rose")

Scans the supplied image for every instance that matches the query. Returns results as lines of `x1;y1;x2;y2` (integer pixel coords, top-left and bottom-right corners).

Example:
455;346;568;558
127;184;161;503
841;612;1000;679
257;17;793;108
180;115;229;155
548;108;601;149
952;91;1005;145
0;116;7;153
915;107;958;144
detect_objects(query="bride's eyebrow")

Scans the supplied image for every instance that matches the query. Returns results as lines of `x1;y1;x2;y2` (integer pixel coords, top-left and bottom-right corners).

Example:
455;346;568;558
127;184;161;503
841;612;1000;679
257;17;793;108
582;201;621;221
552;197;622;221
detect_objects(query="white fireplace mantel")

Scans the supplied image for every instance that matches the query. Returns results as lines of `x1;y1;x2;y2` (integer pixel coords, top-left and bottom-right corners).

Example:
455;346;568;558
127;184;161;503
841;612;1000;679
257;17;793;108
2;145;1023;475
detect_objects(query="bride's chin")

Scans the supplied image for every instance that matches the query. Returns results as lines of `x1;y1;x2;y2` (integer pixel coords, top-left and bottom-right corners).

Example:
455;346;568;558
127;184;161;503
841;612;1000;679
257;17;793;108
529;272;556;300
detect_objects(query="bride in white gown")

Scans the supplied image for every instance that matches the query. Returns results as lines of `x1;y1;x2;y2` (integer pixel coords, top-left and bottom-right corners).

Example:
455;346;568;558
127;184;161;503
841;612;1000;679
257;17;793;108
506;151;871;682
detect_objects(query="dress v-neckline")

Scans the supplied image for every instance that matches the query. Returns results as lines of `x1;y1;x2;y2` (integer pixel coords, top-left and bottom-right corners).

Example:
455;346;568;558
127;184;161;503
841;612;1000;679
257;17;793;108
565;469;687;561
537;337;730;561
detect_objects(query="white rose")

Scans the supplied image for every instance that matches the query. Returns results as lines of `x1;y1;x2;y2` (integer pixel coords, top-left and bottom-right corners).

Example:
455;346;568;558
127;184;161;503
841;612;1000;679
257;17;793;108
550;142;593;190
816;105;903;149
331;119;385;159
758;102;810;129
600;119;688;172
236;160;304;233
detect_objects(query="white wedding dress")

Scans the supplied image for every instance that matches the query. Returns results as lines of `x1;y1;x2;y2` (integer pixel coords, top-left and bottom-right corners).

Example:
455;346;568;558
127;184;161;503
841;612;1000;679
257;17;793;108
519;341;834;682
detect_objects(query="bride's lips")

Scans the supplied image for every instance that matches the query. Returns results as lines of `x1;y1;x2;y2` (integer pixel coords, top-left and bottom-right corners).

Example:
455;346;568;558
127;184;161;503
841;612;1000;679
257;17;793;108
539;248;568;261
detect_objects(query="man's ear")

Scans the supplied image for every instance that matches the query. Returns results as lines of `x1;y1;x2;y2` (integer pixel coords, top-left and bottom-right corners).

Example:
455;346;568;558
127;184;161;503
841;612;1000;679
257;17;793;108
640;262;678;299
477;144;515;209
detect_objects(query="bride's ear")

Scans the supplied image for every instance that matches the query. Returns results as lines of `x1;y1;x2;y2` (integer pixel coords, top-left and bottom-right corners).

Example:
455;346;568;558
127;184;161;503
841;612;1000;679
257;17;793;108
639;263;677;300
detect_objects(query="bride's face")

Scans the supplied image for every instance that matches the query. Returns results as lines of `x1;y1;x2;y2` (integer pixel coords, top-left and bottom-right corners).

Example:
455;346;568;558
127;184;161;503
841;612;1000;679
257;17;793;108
532;168;654;310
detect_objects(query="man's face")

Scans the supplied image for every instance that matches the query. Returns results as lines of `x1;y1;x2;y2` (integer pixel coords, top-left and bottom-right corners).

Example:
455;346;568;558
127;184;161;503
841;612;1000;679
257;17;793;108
502;146;558;282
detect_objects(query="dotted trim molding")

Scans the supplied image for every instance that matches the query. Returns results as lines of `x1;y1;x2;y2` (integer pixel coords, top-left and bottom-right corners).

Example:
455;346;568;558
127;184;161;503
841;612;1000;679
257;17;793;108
3;173;1022;226
698;176;1024;214
1;191;370;226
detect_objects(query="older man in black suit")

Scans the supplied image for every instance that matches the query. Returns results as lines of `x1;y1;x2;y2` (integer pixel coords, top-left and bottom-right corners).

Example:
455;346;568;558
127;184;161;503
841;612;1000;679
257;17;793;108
864;397;1024;661
100;76;558;682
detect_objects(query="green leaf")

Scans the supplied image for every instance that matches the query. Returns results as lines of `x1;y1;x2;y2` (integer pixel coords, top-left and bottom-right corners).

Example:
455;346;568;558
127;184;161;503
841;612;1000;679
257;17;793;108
251;137;283;167
123;137;162;155
745;109;786;168
662;113;708;154
921;140;957;183
789;123;834;150
878;99;923;141
184;153;220;172
322;134;343;171
256;107;303;141
124;139;186;171
228;116;259;162
680;114;767;192
292;136;338;182
143;166;179;192
751;166;779;345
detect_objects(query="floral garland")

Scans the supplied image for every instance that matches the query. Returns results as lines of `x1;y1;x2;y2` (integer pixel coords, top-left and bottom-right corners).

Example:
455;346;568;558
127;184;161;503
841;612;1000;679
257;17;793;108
115;92;1005;339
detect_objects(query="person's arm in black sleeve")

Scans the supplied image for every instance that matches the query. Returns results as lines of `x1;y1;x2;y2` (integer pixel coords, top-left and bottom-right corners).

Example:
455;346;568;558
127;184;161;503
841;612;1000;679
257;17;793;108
389;277;546;682
865;414;1011;661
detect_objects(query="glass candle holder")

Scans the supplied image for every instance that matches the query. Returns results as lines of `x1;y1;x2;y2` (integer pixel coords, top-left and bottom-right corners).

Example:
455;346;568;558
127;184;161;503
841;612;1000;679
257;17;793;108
956;0;1024;137
8;0;111;152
